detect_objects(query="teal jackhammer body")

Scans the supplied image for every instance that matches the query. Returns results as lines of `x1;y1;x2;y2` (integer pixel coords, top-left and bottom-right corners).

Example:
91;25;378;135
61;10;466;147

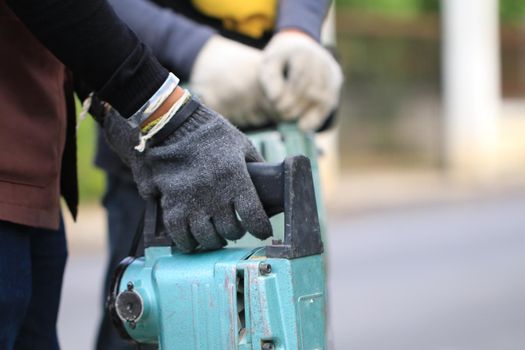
109;126;327;350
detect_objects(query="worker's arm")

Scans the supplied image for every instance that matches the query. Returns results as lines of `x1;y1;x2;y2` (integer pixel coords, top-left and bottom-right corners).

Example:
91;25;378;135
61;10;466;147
105;0;271;127
107;0;215;80
190;0;341;132
6;0;169;118
260;0;344;131
189;0;336;130
7;0;271;251
277;0;330;42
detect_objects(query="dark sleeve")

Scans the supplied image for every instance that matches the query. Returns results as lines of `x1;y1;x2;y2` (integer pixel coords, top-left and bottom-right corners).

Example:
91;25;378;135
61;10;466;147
277;0;330;41
6;0;169;117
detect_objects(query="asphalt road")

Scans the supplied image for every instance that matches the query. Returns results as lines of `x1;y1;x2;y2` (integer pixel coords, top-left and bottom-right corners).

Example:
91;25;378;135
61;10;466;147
58;193;525;350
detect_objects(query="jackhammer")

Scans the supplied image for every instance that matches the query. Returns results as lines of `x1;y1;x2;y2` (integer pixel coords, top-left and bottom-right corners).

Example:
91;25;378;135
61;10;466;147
108;125;328;349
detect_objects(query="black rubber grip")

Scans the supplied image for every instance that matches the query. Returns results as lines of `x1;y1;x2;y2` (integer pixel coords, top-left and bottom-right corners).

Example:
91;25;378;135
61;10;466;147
247;162;284;217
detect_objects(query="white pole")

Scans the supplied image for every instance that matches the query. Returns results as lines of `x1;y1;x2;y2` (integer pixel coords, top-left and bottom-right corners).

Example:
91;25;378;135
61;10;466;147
321;3;337;47
318;3;340;200
442;0;500;179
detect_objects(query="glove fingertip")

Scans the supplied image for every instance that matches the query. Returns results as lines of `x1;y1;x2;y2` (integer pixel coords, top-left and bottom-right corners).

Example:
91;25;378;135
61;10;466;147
189;215;227;251
244;143;265;163
213;209;246;241
250;216;273;241
298;114;321;133
234;196;273;240
165;218;199;253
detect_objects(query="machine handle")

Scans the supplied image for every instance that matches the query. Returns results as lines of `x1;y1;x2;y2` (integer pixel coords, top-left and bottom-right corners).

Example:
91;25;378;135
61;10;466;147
144;155;323;259
246;162;284;217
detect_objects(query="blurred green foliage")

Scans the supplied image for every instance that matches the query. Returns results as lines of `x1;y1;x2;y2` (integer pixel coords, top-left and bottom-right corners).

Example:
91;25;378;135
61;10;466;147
76;104;105;203
336;0;439;17
337;0;525;23
500;0;525;23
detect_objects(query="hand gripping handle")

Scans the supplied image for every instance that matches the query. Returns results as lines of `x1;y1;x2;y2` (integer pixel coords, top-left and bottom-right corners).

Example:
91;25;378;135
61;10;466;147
245;161;284;217
251;155;323;258
144;155;323;258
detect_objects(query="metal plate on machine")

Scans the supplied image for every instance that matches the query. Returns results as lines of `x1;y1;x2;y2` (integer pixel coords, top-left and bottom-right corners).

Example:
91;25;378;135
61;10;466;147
298;293;325;350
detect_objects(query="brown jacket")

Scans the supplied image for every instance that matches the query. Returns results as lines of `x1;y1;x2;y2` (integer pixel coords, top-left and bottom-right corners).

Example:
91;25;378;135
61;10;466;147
0;2;77;230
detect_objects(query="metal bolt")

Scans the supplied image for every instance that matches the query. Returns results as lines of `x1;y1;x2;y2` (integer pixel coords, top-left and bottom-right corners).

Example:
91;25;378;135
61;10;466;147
127;282;134;291
259;263;272;275
262;342;275;350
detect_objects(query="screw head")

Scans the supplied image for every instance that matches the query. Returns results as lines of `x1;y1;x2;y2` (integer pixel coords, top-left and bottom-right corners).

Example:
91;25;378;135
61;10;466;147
262;342;275;350
127;281;134;291
259;263;272;275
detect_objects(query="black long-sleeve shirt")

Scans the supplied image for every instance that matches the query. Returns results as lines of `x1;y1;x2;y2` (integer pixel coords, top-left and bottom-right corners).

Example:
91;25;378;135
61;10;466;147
6;0;169;117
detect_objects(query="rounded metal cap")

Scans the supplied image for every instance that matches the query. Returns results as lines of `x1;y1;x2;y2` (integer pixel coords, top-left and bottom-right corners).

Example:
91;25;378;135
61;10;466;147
116;289;144;323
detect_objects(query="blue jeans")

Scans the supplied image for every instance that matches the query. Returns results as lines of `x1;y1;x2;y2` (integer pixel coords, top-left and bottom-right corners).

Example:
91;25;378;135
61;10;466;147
0;218;67;350
95;174;157;350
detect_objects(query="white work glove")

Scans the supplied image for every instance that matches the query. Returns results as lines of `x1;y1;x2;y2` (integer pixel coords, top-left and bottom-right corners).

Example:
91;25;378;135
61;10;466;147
190;35;273;128
259;31;344;131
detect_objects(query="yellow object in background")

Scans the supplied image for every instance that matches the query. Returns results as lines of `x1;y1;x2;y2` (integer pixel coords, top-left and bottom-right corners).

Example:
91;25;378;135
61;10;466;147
191;0;277;38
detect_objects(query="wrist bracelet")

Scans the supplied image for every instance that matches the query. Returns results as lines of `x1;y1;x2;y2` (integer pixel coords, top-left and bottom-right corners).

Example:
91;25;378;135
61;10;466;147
134;89;192;152
127;72;180;128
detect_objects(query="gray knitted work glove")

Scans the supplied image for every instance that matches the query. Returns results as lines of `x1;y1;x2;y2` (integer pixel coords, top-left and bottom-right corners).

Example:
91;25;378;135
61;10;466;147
103;97;272;252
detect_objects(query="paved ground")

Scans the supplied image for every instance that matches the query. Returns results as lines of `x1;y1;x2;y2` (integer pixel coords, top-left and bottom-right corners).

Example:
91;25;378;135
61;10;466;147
58;191;525;350
328;193;525;350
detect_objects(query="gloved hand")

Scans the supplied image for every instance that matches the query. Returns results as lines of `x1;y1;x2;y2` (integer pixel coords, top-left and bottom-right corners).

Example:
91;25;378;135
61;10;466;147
103;96;272;252
259;31;344;131
190;35;273;128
